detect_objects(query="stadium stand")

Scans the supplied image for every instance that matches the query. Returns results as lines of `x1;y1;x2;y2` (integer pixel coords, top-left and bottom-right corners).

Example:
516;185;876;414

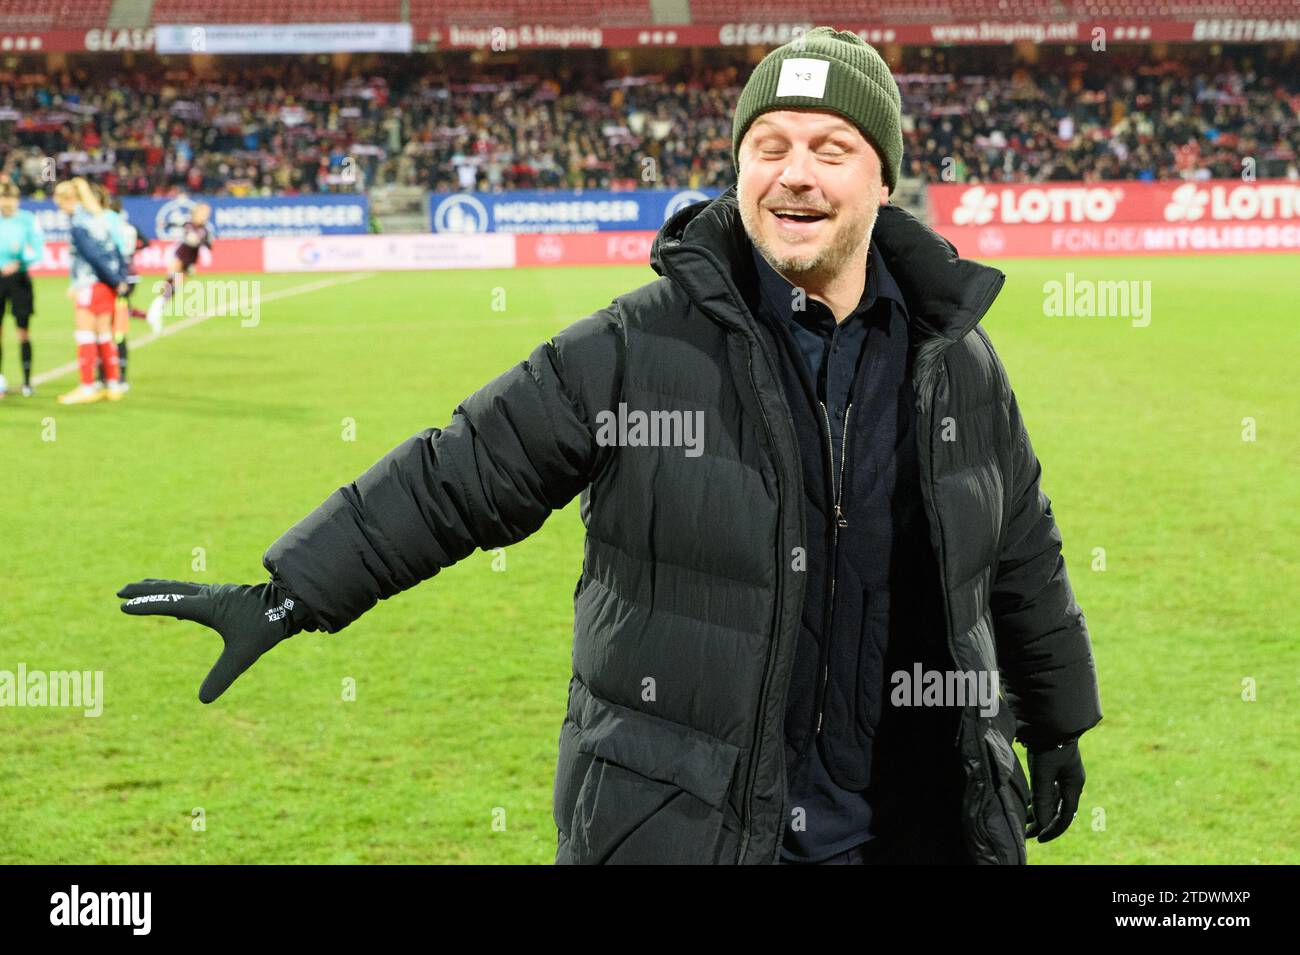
407;0;655;29
149;0;402;24
1;50;1295;198
0;0;114;29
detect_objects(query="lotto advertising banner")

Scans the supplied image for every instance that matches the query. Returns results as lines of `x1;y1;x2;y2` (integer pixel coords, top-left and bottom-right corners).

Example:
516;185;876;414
26;194;369;243
929;179;1300;228
428;188;721;234
929;179;1300;257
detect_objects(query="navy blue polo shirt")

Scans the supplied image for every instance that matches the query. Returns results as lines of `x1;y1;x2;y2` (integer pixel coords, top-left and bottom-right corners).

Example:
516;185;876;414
750;238;915;863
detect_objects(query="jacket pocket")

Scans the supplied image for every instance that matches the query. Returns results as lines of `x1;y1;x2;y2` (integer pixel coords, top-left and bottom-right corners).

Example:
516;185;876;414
982;723;1029;865
566;689;741;865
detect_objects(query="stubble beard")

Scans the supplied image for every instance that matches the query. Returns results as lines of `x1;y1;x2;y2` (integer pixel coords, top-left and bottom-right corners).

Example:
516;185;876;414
739;178;881;287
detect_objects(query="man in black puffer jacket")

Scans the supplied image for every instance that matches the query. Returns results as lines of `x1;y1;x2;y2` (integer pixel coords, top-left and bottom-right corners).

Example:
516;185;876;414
118;27;1101;865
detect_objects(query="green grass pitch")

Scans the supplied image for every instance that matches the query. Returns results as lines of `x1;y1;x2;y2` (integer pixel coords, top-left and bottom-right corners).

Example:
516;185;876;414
1;255;1296;863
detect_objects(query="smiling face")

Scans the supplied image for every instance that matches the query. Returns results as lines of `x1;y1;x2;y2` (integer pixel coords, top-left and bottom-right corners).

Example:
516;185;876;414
737;109;890;287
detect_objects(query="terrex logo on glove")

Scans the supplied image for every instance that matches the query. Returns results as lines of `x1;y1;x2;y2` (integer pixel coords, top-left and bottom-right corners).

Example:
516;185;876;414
122;593;188;606
116;580;308;703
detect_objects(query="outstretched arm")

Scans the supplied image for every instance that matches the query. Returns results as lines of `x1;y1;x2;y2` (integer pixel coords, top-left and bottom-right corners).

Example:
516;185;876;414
264;307;625;631
119;304;626;699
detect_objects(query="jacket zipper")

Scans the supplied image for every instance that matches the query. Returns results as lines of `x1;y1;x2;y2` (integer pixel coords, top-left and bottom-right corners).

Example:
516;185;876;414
814;401;851;737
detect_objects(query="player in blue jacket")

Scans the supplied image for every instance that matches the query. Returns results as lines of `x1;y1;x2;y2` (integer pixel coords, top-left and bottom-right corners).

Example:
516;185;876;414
54;178;129;405
0;181;46;397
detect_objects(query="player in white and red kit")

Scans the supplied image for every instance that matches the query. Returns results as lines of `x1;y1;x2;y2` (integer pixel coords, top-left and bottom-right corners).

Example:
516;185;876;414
54;178;129;404
145;202;213;332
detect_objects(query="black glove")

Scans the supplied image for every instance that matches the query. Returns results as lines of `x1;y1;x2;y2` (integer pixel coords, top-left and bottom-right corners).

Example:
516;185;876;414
117;579;314;703
1025;737;1085;842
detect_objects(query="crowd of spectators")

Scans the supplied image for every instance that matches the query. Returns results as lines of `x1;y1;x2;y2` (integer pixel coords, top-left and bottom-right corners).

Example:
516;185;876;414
899;56;1300;183
1;51;1295;197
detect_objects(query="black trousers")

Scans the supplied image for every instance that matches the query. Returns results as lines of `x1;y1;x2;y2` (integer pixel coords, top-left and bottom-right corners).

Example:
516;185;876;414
0;270;34;327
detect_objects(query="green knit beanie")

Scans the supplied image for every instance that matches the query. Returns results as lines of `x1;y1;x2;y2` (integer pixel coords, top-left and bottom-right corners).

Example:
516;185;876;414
732;26;902;191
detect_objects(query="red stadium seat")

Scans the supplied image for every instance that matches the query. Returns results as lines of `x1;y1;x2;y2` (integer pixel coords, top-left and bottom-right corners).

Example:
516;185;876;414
150;0;401;24
408;0;653;29
0;0;112;29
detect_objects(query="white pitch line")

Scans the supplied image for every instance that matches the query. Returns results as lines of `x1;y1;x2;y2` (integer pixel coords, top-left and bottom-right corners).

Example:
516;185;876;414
30;271;378;388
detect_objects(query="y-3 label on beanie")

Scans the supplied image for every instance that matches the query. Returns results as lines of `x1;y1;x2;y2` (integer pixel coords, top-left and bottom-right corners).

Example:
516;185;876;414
775;58;829;98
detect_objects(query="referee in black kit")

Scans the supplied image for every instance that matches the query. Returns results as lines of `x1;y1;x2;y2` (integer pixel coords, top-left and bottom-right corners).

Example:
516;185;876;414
0;181;45;398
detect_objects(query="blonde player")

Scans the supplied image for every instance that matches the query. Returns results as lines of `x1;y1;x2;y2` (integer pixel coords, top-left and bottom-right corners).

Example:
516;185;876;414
55;178;130;404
